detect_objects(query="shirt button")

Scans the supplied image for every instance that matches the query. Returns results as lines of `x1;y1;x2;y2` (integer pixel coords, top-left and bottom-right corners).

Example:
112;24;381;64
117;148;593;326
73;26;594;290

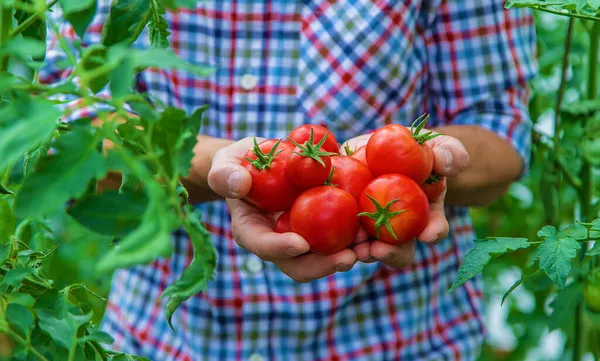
240;73;258;91
245;255;264;274
249;353;264;361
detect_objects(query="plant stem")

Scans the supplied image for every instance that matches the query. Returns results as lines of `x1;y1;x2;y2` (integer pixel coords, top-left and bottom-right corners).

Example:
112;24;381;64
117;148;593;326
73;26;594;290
6;329;51;361
0;3;12;72
554;18;574;213
535;7;600;22
9;0;59;38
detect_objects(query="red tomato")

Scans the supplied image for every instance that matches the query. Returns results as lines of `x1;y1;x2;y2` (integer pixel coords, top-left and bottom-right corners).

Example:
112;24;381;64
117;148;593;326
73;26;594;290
329;156;373;201
286;130;336;189
421;173;446;201
359;174;429;245
291;186;360;255
242;139;301;212
274;211;292;233
288;124;340;154
366;115;439;184
351;145;368;166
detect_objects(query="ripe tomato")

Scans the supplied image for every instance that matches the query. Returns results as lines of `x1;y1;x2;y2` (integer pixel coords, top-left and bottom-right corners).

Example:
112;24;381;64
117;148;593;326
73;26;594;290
351;145;368;166
288;124;340;154
274;211;292;233
286;130;336;189
358;174;429;245
366;114;439;184
329;156;373;201
242;139;301;212
421;173;446;201
291;186;360;255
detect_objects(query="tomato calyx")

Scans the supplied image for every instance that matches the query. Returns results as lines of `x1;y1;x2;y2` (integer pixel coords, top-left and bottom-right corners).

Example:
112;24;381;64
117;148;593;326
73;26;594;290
410;113;442;144
323;166;337;187
343;144;355;156
245;137;284;170
425;172;443;184
288;129;337;167
358;193;406;240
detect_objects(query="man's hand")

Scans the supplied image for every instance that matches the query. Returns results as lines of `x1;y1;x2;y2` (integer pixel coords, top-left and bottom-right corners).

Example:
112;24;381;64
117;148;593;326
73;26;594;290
207;138;357;283
343;131;470;269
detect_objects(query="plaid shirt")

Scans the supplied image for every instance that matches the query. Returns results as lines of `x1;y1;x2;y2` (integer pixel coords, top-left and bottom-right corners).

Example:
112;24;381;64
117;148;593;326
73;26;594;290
42;1;537;360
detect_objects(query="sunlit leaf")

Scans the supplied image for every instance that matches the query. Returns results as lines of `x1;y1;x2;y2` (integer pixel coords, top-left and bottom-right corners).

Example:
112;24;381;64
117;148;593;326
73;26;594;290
538;235;581;289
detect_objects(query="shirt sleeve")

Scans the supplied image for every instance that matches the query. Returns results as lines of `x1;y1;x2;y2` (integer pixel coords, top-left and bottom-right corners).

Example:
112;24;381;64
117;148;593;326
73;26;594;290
426;1;538;172
39;1;118;122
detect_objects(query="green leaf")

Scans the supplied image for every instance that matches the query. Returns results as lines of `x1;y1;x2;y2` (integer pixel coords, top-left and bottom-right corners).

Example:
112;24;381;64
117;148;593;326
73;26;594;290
68;190;148;237
0;38;46;61
538;225;557;238
0;96;59;174
587;242;600;256
0;183;13;195
14;8;47;46
115;46;214;77
538;235;581;289
585;137;600;165
110;52;134;98
95;188;178;274
63;0;98;39
148;0;171;48
160;0;200;10
161;207;216;330
80;329;114;345
101;0;150;47
0;268;31;294
0;197;16;243
15;127;107;218
5;303;34;339
78;44;110;94
501;266;541;306
38;310;92;351
548;282;583;331
448;237;531;293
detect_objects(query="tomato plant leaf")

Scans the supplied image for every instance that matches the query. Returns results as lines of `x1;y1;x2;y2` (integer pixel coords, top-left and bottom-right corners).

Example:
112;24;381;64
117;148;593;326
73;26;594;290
505;0;600;20
0;38;46;62
538;225;557;238
148;0;171;48
538;235;581;289
95;189;178;275
37;310;92;351
161;207;216;330
5;303;34;339
13;7;47;45
448;237;531;293
587;242;600;256
101;0;150;47
110;53;134;99
159;0;201;10
501;266;542;306
62;0;98;39
68;190;148;238
0;268;31;294
80;329;114;345
548;282;583;331
15;127;107;219
0;197;16;243
0;96;59;174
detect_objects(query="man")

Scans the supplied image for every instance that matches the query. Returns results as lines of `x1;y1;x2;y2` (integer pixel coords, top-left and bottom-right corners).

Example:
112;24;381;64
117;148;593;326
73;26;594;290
42;0;536;360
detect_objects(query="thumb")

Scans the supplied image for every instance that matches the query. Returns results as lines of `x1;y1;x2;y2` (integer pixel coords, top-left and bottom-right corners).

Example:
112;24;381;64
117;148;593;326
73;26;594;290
207;138;257;199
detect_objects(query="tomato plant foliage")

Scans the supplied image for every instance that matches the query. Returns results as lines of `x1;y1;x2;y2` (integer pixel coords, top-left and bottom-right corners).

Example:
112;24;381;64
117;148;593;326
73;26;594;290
0;0;215;360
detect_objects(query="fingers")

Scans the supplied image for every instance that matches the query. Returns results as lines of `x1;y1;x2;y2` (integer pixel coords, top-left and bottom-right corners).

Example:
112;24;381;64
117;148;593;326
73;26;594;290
207;137;259;199
370;241;416;270
353;241;372;262
227;199;311;261
277;249;357;283
427;134;470;177
417;190;449;244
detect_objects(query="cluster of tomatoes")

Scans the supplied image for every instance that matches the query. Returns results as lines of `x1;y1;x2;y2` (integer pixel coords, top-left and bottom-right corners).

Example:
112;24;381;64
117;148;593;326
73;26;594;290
242;114;446;255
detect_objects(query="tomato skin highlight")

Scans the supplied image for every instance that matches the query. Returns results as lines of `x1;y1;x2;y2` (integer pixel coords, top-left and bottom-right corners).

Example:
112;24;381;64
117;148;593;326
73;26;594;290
286;147;333;189
330;156;374;201
242;139;301;212
291;186;360;255
421;175;446;201
359;174;429;245
274;211;293;233
288;124;340;154
366;124;434;184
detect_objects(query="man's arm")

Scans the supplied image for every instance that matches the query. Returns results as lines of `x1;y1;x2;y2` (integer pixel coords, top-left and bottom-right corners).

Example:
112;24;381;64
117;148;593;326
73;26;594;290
433;125;523;207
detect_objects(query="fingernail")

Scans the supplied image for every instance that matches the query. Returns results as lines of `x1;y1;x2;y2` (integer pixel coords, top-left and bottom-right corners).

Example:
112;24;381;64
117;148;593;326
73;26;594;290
228;171;241;195
287;245;306;257
443;148;453;171
337;263;354;272
428;234;439;243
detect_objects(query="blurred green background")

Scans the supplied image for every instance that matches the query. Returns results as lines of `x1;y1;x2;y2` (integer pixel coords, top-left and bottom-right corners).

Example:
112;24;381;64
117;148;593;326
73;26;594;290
21;11;598;361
